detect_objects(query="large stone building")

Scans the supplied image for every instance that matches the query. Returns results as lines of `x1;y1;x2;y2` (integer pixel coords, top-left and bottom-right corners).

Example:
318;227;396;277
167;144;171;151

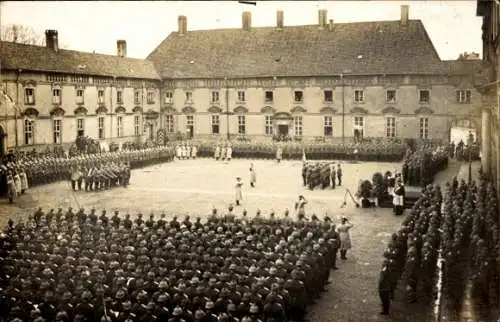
0;5;483;153
476;0;500;201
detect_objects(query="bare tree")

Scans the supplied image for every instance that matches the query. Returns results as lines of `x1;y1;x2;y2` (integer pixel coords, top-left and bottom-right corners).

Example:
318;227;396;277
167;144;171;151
1;24;45;45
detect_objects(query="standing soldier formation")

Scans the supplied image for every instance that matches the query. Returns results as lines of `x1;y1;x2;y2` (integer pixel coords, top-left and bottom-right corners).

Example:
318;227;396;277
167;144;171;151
0;208;345;322
175;142;198;160
302;162;343;190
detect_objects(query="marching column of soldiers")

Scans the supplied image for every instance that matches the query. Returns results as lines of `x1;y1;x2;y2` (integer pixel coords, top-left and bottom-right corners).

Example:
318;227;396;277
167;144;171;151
70;162;132;192
402;146;449;188
302;162;342;190
378;174;499;316
0;208;342;322
0;147;175;195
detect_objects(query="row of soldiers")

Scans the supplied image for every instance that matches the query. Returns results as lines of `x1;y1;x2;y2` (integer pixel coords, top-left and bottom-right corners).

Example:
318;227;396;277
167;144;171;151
0;208;342;322
301;162;343;190
378;184;442;315
175;143;198;160
70;162;132;192
402;146;449;187
1;147;174;191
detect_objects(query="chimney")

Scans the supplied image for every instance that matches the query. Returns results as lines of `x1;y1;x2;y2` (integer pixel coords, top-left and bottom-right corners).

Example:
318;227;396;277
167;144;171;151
277;10;284;29
318;9;328;29
178;15;187;35
328;19;334;31
242;11;252;31
45;29;58;52
117;40;127;58
400;5;409;25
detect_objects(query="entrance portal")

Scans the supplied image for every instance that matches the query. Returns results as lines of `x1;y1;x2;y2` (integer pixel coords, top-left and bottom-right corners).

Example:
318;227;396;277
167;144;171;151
278;124;289;136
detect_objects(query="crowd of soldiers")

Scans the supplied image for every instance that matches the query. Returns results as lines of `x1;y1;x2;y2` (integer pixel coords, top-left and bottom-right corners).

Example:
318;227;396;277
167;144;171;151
402;146;449;187
213;144;233;161
175;143;198;160
0;147;175;195
301;162;342;190
70;162;131;192
0;208;342;322
378;174;499;317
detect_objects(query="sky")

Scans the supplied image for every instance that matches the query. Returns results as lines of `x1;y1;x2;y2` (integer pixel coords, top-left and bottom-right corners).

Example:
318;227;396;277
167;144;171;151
0;1;483;60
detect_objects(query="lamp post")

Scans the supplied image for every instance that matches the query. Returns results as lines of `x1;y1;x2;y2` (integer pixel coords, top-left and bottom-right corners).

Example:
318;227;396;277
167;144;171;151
225;77;230;140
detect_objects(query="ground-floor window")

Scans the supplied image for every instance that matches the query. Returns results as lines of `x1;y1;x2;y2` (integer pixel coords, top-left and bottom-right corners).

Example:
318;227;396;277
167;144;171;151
294;116;303;137
165;115;174;133
117;116;123;137
265;115;273;136
211;115;220;135
324;116;333;136
77;118;85;137
186;115;194;138
98;116;105;139
53;119;62;144
353;116;364;139
386;117;396;138
24;119;34;145
134;115;141;136
419;117;429;139
238;115;246;134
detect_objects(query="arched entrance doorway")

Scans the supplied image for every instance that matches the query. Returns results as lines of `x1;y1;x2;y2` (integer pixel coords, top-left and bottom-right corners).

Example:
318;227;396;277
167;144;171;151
272;112;293;136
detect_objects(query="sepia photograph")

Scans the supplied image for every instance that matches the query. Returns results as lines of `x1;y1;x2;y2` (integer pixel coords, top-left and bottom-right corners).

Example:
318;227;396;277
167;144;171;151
0;1;499;321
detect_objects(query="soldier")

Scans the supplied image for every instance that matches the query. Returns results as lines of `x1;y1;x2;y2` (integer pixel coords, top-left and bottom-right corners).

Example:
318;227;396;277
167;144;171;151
6;172;16;203
337;164;342;186
301;162;307;187
215;145;221;161
249;163;256;188
226;144;233;162
330;164;336;189
235;177;243;206
276;145;283;164
378;259;393;315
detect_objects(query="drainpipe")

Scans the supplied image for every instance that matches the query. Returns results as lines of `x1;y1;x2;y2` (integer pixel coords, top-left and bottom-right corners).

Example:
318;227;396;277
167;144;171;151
225;77;230;140
15;69;21;148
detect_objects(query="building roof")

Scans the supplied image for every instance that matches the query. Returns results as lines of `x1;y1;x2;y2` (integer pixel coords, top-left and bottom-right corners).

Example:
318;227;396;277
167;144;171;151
147;19;449;79
0;41;161;80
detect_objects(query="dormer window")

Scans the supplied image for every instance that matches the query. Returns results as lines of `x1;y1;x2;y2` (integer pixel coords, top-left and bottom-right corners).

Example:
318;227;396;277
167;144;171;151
98;90;105;104
211;91;220;103
186;91;193;103
386;90;396;103
52;88;61;105
419;90;430;103
294;91;303;103
164;92;173;104
354;90;364;103
264;91;273;103
76;89;84;104
24;88;35;105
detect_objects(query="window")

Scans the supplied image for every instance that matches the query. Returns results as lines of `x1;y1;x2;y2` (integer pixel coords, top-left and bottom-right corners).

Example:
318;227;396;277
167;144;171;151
294;91;303;102
238;91;246;102
186;91;193;102
134;90;141;105
52;88;61;105
211;91;220;103
117;116;123;137
265;115;273;136
164;92;173;104
294;116;303;137
76;89;84;104
386;90;396;103
186;115;194;137
53;119;62;144
134;115;140;136
324;116;333;136
147;91;155;104
238;115;246;134
165;115;174;133
265;91;274;103
98;90;105;104
117;90;123;104
324;90;333;103
98;116;105;139
386;117;396;138
24;119;34;145
77;118;85;137
24;88;35;105
354;90;364;103
419;90;430;103
419;117;429;139
211;115;220;135
354;116;364;138
456;90;471;104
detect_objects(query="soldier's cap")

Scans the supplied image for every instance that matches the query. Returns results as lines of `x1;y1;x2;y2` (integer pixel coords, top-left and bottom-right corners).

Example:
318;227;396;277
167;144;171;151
173;307;183;316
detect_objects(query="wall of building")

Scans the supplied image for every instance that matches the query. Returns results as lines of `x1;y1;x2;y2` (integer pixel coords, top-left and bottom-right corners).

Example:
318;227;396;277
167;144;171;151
1;70;161;150
158;75;481;140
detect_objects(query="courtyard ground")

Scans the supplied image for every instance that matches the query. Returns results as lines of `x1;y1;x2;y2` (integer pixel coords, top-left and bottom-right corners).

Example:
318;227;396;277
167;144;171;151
0;158;469;322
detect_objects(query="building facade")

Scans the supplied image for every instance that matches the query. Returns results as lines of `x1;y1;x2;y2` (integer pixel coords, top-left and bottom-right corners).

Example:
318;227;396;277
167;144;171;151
476;0;500;202
0;5;484;154
0;32;162;154
147;6;482;142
